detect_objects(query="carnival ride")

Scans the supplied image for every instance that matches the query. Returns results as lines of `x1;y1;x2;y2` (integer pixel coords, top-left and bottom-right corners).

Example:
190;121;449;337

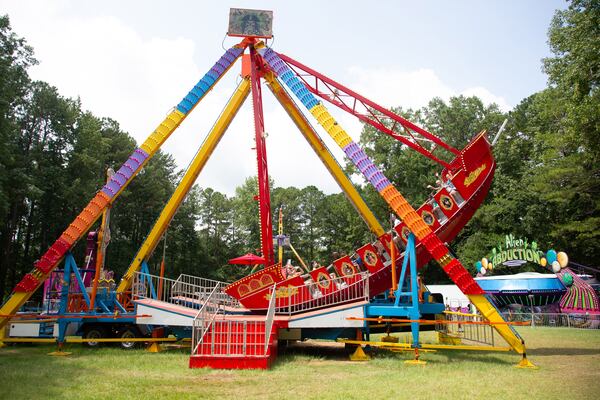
474;249;599;314
0;9;536;369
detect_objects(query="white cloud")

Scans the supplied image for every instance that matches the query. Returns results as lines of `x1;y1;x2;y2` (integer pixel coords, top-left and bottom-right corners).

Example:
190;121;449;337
346;66;511;111
460;86;511;111
4;3;201;145
3;2;511;197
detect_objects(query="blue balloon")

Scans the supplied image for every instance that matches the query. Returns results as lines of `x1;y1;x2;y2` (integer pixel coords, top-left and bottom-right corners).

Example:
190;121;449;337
546;249;557;265
475;261;483;271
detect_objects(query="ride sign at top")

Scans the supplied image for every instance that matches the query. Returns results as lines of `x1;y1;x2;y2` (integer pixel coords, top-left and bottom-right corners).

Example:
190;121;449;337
228;8;273;38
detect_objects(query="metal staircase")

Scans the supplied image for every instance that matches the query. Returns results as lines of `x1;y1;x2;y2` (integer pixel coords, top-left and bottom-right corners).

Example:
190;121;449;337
190;285;278;369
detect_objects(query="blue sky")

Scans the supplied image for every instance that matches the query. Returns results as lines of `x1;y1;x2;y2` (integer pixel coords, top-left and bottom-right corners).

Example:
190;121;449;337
2;0;566;194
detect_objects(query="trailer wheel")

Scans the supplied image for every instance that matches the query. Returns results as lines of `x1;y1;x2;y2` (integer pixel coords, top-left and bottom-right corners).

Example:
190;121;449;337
118;327;140;349
82;326;106;348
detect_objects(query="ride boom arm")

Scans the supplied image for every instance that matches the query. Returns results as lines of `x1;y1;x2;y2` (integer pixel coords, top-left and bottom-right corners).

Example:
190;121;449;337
0;44;246;329
117;78;251;293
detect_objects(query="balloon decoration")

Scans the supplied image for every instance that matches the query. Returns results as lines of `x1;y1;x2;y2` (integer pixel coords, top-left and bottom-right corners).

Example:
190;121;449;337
557;252;569;268
481;258;488;269
480;267;487;275
540;257;547;267
562;272;574;286
546;249;557;265
488;262;493;270
551;260;561;273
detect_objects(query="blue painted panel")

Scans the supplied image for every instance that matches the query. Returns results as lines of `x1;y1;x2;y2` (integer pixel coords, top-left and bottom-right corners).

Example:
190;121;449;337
476;275;565;293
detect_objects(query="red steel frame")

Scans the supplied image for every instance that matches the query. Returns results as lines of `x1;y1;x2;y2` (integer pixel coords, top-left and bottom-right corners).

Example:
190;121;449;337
250;45;275;266
277;53;459;169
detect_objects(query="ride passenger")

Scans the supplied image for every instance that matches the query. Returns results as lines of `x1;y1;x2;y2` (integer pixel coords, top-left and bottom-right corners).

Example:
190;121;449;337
330;273;348;290
282;259;296;279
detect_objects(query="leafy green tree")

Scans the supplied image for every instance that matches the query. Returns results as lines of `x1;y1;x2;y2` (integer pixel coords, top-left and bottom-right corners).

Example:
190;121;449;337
0;15;37;299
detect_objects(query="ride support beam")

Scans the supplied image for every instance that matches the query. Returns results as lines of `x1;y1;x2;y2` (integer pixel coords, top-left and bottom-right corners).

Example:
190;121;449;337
250;44;275;266
259;47;526;355
277;53;459;165
264;73;385;237
0;44;246;330
117;78;251;294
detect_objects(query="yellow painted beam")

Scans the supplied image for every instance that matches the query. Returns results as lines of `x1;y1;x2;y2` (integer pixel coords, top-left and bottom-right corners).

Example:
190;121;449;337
1;337;179;343
117;78;251;293
421;343;511;352
265;74;385;237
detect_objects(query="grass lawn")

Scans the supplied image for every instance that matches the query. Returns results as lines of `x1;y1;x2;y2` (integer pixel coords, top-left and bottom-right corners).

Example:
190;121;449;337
0;327;598;399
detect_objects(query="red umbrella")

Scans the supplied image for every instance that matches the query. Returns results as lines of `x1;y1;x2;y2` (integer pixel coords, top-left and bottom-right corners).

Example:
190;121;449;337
228;253;266;265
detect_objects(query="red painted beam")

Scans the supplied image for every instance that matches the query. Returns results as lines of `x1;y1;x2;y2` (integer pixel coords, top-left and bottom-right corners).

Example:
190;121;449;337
250;45;274;266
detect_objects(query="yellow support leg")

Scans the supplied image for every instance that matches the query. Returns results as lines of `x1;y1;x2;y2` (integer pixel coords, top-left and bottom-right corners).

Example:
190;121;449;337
146;342;162;353
48;342;71;357
117;78;251;293
515;355;538;369
349;346;371;361
404;348;427;365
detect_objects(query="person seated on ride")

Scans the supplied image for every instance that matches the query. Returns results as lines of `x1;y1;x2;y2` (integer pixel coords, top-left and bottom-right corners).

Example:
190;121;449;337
393;234;406;252
427;174;443;192
417;273;426;303
311;261;321;271
443;172;455;189
429;198;448;222
449;187;464;205
291;266;303;278
350;254;364;270
304;277;323;298
374;241;389;262
329;272;348;290
282;259;297;279
442;172;465;204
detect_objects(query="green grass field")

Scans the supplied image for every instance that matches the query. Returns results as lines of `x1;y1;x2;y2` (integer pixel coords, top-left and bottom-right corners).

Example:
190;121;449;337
1;327;598;400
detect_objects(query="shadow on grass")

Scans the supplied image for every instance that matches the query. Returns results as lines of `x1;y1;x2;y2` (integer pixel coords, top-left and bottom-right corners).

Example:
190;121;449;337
529;347;600;356
432;349;515;366
275;340;520;367
277;341;349;361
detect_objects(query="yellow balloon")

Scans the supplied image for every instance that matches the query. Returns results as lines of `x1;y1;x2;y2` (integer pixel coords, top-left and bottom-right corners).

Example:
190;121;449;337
540;257;547;267
481;258;488;269
488;262;493;270
557;252;569;268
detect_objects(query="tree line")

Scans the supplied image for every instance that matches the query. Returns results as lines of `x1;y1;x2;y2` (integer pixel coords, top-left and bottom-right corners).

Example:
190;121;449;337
0;1;598;302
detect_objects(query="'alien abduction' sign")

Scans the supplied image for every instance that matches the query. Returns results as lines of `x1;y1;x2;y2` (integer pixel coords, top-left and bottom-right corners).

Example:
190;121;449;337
489;234;544;268
476;234;569;276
